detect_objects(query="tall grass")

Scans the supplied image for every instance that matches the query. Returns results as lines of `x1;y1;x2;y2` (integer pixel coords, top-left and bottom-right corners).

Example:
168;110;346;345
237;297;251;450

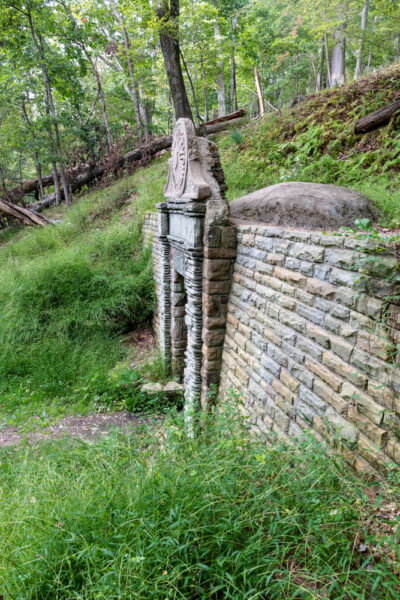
0;160;169;415
0;405;398;599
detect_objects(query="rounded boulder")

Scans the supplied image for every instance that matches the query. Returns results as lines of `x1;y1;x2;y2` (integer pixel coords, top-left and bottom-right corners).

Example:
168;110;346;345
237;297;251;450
230;182;376;230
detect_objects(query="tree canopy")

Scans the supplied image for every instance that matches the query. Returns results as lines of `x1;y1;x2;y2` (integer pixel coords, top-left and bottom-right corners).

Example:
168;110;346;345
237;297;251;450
0;0;399;195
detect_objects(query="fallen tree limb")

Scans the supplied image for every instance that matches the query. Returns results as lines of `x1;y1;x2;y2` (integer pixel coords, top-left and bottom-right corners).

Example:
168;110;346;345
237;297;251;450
29;115;246;212
0;198;50;226
7;109;246;208
199;108;246;127
355;99;400;134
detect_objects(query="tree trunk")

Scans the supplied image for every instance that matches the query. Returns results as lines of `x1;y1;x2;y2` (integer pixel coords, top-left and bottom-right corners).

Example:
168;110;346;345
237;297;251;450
20;99;45;200
324;34;332;87
87;53;113;153
230;16;238;112
138;82;152;142
254;65;264;116
200;57;209;122
330;3;348;87
50;162;61;206
354;99;400;133
214;23;226;117
26;9;71;205
180;50;202;123
354;0;369;79
230;53;238;112
394;34;400;62
366;15;376;73
316;39;324;91
111;0;143;141
34;153;45;199
157;0;193;121
0;198;50;226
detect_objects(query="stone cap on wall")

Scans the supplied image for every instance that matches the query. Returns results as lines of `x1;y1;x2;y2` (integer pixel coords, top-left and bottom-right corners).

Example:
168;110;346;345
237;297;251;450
230;182;377;231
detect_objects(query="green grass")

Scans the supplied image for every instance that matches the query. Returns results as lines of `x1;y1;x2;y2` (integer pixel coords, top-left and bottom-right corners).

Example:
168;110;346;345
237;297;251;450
0;157;168;423
219;64;400;227
0;404;398;599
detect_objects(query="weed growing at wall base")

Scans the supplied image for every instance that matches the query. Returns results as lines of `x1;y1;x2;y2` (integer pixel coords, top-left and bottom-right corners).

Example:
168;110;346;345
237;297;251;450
0;402;399;599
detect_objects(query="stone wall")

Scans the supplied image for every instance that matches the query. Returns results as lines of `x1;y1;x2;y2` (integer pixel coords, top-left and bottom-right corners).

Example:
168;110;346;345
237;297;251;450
143;213;161;343
143;213;400;474
219;223;400;475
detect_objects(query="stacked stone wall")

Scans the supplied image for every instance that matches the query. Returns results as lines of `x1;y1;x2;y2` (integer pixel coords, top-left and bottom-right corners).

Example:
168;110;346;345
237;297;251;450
219;223;400;475
143;213;400;474
143;213;161;343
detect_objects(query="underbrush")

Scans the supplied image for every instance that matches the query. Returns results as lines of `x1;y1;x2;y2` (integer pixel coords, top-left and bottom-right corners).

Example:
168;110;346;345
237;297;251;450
0;158;168;418
220;64;400;227
0;403;399;599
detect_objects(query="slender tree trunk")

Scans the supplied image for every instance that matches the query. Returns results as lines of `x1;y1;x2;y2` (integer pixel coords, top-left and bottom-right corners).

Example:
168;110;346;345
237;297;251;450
330;3;348;87
394;34;400;61
138;82;152;142
214;23;226;117
21;99;45;199
316;39;324;91
50;162;61;206
180;50;202;123
121;26;143;139
230;16;238;112
230;53;238;112
354;0;369;79
86;53;112;152
111;0;143;140
200;57;209;122
366;15;376;72
157;0;193;120
324;34;332;87
34;153;45;199
254;65;264;117
309;53;317;91
26;9;71;204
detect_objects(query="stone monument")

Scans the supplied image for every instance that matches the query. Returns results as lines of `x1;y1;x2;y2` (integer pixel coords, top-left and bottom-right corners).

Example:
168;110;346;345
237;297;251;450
157;118;236;411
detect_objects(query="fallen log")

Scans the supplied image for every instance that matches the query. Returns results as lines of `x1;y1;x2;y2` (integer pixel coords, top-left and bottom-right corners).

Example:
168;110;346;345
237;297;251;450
354;99;400;134
0;198;50;226
7;108;246;205
31;165;105;212
198;108;246;127
30;116;246;212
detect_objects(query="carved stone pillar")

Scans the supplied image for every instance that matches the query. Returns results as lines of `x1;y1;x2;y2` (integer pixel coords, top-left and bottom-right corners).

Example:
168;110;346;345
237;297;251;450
157;118;236;411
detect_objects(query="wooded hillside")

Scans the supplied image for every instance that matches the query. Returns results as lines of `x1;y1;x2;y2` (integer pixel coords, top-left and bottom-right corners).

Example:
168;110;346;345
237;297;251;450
1;0;399;213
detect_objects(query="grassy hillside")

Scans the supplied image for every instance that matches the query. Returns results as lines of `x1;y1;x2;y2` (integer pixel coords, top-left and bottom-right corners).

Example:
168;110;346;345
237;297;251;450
0;64;399;422
219;63;400;227
0;158;168;422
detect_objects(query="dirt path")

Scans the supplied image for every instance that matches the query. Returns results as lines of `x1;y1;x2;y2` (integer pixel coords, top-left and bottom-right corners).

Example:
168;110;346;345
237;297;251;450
0;411;161;447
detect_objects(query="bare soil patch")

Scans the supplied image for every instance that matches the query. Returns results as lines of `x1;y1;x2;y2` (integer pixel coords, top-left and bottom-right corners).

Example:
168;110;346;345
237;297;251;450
0;411;161;447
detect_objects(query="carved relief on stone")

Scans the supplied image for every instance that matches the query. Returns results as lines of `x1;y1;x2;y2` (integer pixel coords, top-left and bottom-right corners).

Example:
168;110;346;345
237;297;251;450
164;118;210;201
